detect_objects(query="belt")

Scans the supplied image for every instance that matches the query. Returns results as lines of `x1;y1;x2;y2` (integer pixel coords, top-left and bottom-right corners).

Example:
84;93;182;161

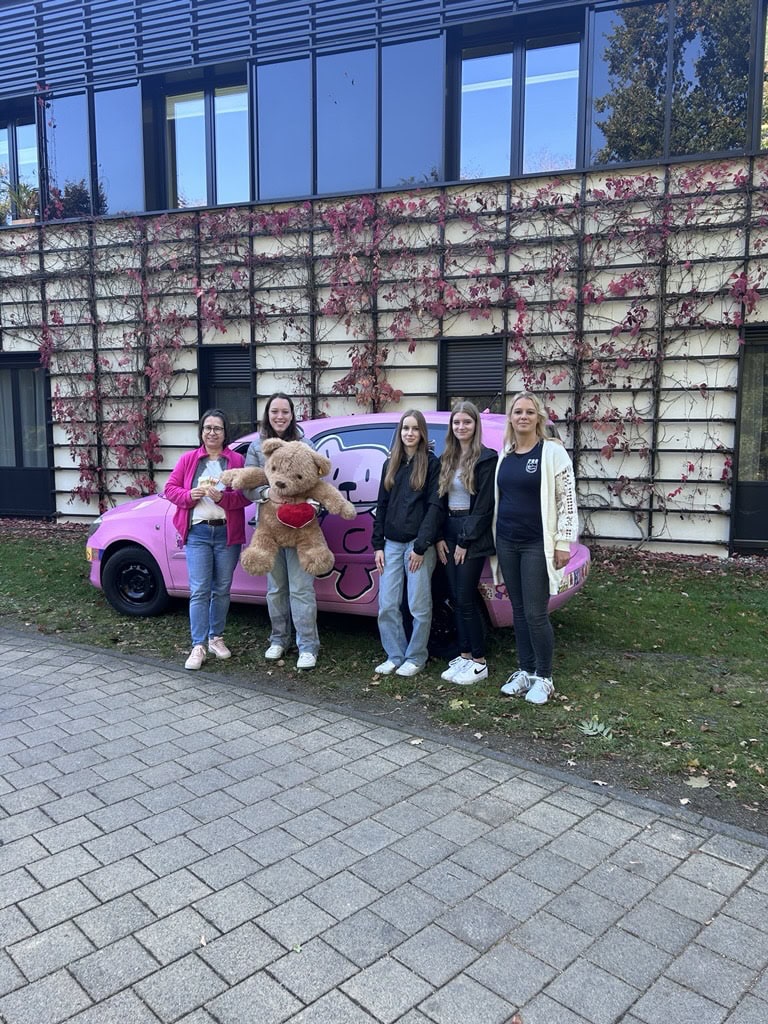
448;509;470;517
196;519;227;527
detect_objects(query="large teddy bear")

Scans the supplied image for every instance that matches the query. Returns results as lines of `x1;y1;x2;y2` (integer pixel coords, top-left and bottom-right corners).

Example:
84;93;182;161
221;439;356;577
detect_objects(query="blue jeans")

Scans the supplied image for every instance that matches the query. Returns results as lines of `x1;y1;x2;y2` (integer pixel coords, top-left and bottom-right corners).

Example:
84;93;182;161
267;547;319;656
443;517;486;658
495;535;554;678
377;539;436;669
185;523;241;645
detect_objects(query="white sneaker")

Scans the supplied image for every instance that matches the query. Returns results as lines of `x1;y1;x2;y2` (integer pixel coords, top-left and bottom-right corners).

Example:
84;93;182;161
296;651;317;670
264;644;285;661
184;644;207;670
440;657;469;682
525;676;554;705
395;660;421;677
500;669;533;696
453;661;489;686
375;660;398;675
208;636;231;660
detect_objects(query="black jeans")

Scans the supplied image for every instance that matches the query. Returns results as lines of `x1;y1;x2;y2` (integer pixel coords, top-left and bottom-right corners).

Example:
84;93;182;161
443;516;486;658
495;535;554;678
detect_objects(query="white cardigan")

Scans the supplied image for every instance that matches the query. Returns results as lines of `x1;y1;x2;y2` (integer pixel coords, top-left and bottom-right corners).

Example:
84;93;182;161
492;438;579;596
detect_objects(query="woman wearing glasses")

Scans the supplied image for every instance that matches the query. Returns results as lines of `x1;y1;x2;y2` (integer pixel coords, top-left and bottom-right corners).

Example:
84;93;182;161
165;409;250;670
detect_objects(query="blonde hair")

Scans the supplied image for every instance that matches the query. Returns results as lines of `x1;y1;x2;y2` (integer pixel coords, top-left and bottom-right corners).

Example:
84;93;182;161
384;409;430;491
504;392;550;450
438;401;483;497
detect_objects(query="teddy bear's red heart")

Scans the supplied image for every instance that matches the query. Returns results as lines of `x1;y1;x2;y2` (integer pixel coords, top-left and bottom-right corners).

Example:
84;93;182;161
276;502;316;529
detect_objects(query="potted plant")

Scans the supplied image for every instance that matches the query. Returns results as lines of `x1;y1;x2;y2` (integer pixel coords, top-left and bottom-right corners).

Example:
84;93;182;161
0;173;39;224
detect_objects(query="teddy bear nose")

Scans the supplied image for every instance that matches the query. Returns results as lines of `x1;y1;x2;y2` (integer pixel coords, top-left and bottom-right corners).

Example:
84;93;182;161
273;480;286;490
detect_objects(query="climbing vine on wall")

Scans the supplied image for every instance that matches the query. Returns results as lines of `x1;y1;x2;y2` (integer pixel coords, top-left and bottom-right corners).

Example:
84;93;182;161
0;158;765;540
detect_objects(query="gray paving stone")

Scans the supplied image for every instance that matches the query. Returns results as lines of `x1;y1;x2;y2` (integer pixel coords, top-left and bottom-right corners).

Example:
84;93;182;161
306;870;380;919
0;968;91;1024
651;875;727;923
0;951;25;997
135;952;229;1020
82;856;157;902
390;829;459;868
608;837;682;882
76;893;156;948
231;797;294;833
373;799;438;835
724;995;768;1024
699;835;768;871
580;861;656;908
417;973;513;1024
237;826;304;866
677;853;750;895
696;914;768;970
198;921;283;981
135;807;200;844
341;956;433;1023
371;883;445;933
188;846;261;888
64;989;162;1024
0;867;42;910
8;919;95;982
491;776;553;810
135;907;219;965
479;870;554;921
426;810;490;847
135;868;213;916
392;924;478;986
250;860;321;903
86;797;150;831
19;880;99;931
41;792;105;825
437;896;515;951
632;976;728;1024
547;882;624;936
487;820;550;857
0;906;36;948
521;992;593;1023
69;934;160;1000
185;816;254;853
27;846;102;888
666;943;757;1007
36;816;104;854
282;990;378;1023
411;860;485;906
723;887;768;933
576;809;643;848
0;835;48;874
292;836;363;878
514;910;594;969
324;909;407;967
586;927;672;988
467;938;556;1004
337;818;400;855
620;900;703;954
268;937;357;1002
206;971;303;1024
641;821;706;858
257;894;336;948
544;959;640;1024
349;848;421;893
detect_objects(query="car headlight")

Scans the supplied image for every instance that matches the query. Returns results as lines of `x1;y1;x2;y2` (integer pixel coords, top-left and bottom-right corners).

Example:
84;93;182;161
87;517;103;538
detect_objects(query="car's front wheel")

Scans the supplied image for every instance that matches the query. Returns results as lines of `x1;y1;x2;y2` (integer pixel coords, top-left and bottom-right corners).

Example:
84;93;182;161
101;545;169;616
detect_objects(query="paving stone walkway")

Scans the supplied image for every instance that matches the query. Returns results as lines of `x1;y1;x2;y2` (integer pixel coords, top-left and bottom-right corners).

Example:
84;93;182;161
1;627;767;1024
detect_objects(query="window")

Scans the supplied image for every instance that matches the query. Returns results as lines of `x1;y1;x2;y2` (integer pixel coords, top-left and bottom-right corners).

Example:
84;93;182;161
590;0;750;165
94;84;145;215
1;101;39;223
316;48;377;193
164;76;249;209
198;346;255;440
459;32;580;180
737;328;768;484
257;59;312;200
381;37;444;187
439;339;506;412
44;92;98;217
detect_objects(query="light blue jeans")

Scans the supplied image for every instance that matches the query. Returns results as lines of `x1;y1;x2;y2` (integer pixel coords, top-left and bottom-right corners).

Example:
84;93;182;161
377;539;436;669
185;523;241;645
267;547;319;656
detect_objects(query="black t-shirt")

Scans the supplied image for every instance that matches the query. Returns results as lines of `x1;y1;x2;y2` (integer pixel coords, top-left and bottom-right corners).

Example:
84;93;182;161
496;441;543;543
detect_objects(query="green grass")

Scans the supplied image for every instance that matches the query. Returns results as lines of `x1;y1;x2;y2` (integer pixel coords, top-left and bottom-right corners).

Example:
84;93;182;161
1;524;766;809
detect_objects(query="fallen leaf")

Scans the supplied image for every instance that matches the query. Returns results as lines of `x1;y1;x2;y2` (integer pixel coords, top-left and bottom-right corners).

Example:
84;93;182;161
473;732;484;739
409;738;423;746
679;798;690;805
200;935;206;946
592;779;609;787
684;776;710;788
726;781;738;789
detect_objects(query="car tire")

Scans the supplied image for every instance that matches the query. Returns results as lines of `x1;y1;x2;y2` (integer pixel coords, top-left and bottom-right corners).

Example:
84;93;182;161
101;545;169;616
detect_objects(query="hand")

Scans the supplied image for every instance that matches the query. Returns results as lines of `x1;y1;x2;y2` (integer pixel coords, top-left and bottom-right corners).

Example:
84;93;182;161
374;549;385;572
554;549;570;569
453;545;467;565
436;540;448;565
408;551;424;572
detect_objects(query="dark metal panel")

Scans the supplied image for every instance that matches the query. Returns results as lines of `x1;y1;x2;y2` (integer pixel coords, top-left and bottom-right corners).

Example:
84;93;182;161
442;338;505;391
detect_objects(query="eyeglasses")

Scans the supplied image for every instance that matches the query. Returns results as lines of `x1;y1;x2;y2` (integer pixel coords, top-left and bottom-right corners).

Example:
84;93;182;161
203;426;224;433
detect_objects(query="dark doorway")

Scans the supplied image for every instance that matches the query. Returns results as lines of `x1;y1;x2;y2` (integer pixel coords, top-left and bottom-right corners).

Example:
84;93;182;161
0;354;55;517
732;327;768;551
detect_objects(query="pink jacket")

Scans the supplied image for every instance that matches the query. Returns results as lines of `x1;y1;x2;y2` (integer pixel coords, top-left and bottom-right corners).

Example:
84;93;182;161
164;445;250;546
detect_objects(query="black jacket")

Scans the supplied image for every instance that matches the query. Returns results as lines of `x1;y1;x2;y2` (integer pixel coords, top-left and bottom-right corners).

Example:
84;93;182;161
372;451;441;556
439;445;498;559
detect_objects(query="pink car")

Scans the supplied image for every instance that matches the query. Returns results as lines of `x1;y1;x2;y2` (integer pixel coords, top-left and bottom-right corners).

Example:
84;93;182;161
86;412;590;629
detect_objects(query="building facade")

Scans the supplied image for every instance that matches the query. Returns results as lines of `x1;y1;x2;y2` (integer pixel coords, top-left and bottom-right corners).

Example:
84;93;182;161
1;0;767;553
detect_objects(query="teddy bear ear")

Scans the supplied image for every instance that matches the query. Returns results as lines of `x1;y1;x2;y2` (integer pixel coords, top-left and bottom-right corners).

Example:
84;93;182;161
262;438;285;456
312;450;332;477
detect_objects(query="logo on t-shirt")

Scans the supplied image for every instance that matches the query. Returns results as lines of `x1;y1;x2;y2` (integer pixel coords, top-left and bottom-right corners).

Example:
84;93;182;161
525;458;539;474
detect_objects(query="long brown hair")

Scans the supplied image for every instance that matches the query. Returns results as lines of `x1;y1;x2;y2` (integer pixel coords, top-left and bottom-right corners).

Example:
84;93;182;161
438;401;483;497
503;392;549;451
383;409;430;491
